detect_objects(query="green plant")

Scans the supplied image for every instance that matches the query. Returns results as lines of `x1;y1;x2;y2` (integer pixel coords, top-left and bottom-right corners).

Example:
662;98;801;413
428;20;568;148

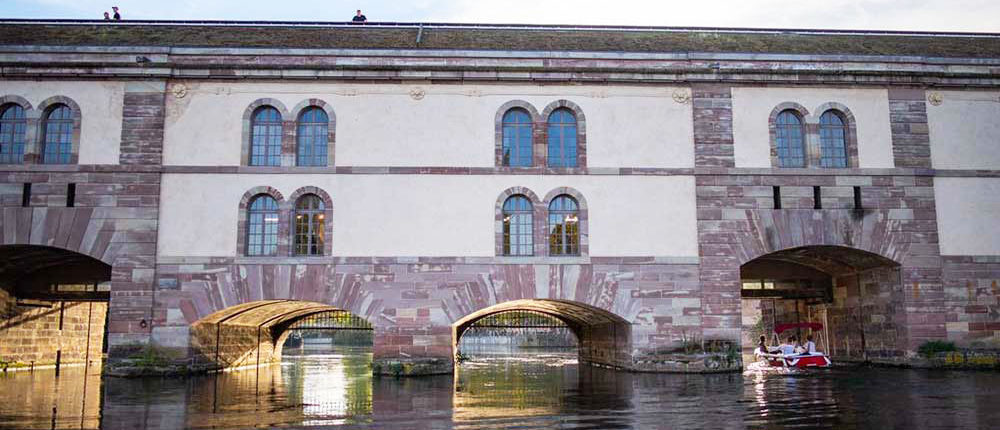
127;344;177;368
918;340;957;358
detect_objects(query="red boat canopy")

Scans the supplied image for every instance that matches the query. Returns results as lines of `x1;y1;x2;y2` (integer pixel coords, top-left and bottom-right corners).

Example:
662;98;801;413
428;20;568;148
775;322;823;334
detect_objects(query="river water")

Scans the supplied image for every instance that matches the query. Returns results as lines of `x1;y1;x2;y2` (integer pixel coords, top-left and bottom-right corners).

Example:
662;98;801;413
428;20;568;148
0;348;998;429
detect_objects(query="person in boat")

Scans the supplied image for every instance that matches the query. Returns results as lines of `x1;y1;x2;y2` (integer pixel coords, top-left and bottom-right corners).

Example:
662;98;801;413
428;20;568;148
754;335;769;358
778;336;798;355
803;335;817;355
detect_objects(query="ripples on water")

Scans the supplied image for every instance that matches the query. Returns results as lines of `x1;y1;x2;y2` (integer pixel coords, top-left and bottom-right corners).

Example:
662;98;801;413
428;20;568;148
0;347;998;429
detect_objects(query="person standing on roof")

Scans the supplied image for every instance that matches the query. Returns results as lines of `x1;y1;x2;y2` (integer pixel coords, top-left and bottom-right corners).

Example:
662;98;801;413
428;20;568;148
352;10;367;23
103;11;111;20
112;6;121;20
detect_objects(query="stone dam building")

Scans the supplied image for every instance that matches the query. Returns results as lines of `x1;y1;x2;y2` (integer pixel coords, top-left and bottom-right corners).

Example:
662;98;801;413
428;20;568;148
0;20;999;375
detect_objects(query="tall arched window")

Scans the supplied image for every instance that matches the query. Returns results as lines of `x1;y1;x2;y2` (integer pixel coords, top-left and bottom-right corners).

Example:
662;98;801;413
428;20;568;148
547;108;577;167
0;104;26;164
296;107;328;167
246;195;279;256
41;104;73;164
502;195;533;256
294;194;326;256
775;110;806;168
250;106;282;166
548;195;580;256
502;109;533;167
819;110;849;168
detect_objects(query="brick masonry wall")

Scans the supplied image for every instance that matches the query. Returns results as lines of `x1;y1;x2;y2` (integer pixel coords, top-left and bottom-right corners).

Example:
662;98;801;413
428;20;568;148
823;267;905;360
0;168;161;356
889;88;932;169
692;84;735;168
942;256;1000;347
696;173;945;355
152;259;702;370
0;288;106;365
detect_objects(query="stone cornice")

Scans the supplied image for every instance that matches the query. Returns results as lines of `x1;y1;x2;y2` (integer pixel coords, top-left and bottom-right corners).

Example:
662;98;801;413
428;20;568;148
2;45;1000;86
5;164;1000;178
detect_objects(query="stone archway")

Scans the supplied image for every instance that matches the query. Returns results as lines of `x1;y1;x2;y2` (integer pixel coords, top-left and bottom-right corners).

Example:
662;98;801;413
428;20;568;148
0;244;111;368
452;299;631;369
740;245;903;362
189;299;372;372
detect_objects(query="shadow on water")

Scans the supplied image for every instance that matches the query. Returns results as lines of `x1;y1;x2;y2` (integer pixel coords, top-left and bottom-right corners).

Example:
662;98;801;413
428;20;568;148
1;351;999;429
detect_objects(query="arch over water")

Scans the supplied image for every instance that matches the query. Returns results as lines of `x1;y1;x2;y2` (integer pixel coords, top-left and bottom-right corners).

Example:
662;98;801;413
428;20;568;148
189;300;372;371
739;245;903;362
452;299;631;369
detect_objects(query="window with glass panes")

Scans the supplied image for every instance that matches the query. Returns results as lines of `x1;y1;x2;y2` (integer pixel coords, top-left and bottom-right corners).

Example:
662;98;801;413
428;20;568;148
250;107;282;166
819;110;849;168
502;109;532;167
0;104;26;164
294;194;325;256
547;108;577;167
246;195;279;256
502;195;533;256
775;110;806;167
548;195;580;256
296;108;328;166
42;104;73;164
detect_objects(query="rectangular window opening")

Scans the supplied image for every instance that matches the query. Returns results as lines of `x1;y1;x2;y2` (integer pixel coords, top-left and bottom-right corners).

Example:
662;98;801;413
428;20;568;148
854;186;863;210
66;183;76;207
22;183;31;207
813;186;822;209
772;186;782;209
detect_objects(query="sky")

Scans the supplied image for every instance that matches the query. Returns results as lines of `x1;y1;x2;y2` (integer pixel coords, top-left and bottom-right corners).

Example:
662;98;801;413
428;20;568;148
1;0;998;32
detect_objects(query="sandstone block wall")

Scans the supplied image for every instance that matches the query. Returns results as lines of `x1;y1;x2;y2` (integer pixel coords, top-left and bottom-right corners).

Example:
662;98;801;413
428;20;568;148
0;288;106;366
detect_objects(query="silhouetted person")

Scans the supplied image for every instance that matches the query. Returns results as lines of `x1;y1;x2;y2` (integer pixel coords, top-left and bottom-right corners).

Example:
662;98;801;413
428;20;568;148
103;11;111;20
352;9;366;23
755;335;770;357
112;6;121;20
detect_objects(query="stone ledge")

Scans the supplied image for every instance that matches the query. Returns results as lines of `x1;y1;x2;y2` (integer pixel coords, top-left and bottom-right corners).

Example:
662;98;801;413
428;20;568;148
373;357;453;377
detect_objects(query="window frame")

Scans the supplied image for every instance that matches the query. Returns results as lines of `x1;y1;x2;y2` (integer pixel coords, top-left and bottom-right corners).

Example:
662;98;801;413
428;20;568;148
502;194;534;256
293;194;326;256
818;109;849;168
248;106;284;167
0;103;27;164
245;194;281;257
547;195;581;256
501;108;534;167
294;104;333;167
546;108;578;168
774;109;807;168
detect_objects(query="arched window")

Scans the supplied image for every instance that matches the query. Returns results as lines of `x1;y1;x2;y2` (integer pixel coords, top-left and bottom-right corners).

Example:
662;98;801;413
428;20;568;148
246;195;279;256
296;107;328;167
502;195;533;256
775;110;806;168
41;104;73;164
0;104;26;164
293;194;325;256
250;106;282;166
819;110;849;168
547;108;577;167
502;109;533;167
548;195;580;256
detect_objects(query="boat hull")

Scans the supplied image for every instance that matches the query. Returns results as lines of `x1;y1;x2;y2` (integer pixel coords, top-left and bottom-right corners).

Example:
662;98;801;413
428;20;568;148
768;355;832;368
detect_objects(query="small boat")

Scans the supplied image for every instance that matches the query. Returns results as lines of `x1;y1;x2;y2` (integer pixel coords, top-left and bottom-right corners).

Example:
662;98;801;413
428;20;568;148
758;322;832;369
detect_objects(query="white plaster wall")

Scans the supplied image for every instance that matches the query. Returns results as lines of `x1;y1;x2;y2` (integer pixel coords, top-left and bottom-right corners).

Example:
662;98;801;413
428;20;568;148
1;80;123;164
927;91;1000;170
157;174;698;257
935;178;1000;255
163;82;693;168
731;87;894;168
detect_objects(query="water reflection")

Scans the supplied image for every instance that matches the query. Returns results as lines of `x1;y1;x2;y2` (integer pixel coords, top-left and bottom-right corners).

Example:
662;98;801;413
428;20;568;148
1;350;1000;429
